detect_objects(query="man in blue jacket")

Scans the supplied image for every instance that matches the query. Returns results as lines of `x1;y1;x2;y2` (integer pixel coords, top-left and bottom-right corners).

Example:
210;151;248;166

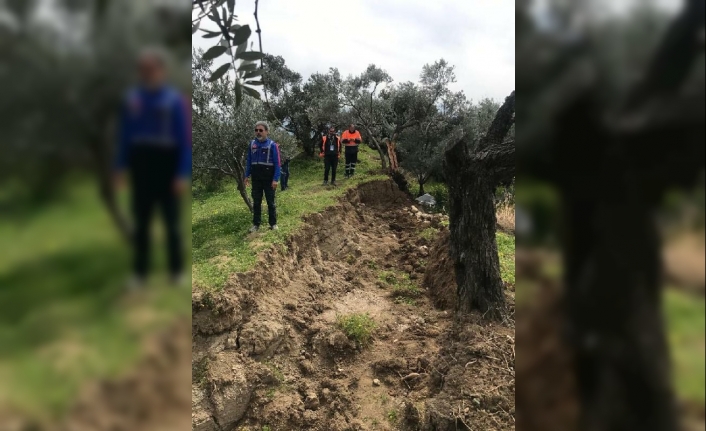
244;121;281;232
113;47;191;289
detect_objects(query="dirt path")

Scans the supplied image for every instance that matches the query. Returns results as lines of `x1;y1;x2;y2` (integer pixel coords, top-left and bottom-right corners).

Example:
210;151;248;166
192;180;515;431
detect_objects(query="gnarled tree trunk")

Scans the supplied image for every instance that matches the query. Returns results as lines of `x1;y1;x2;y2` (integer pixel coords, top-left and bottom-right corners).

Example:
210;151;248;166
444;91;515;319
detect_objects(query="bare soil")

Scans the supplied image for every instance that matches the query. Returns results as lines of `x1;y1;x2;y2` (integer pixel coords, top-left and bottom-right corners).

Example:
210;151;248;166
192;180;515;431
0;317;192;431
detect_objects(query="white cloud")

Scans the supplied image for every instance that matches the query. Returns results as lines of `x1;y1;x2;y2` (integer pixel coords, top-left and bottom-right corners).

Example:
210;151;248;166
193;0;514;102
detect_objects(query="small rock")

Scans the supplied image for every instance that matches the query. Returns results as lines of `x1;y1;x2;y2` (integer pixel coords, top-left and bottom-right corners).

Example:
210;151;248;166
299;360;315;375
321;388;331;402
372;379;381;387
304;392;320;410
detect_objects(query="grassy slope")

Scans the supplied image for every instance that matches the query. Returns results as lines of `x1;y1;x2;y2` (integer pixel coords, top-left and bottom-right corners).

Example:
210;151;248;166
192;146;386;290
0;182;191;418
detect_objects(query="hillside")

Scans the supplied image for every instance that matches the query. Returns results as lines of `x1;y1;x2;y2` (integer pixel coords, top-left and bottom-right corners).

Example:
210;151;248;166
191;148;516;431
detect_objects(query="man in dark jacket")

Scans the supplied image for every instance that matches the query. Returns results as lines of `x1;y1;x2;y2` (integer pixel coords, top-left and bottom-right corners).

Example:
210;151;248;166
113;47;191;290
319;126;341;186
244;121;281;232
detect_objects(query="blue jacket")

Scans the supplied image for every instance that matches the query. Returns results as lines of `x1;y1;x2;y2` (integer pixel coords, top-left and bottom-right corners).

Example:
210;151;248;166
244;138;281;182
114;85;192;178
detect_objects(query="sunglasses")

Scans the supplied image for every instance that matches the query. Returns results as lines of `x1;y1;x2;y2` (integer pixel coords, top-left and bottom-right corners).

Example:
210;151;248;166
255;128;265;132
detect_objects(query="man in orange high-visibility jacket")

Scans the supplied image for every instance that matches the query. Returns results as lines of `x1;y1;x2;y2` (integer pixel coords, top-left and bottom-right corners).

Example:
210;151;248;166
341;123;363;179
319;126;341;186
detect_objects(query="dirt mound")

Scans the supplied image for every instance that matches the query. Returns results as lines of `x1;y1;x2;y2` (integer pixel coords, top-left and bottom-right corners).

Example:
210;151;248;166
423;230;456;310
192;179;515;431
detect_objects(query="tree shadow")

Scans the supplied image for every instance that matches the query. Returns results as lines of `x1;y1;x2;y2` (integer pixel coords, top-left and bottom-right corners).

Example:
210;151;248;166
0;244;129;357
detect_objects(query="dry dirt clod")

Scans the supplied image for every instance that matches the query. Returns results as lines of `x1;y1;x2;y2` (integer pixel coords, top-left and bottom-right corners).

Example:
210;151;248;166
304;392;320;410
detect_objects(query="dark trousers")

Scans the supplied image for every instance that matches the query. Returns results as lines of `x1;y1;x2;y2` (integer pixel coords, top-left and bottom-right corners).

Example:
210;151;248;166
280;160;290;191
345;147;358;177
129;146;183;278
324;155;339;182
252;178;277;227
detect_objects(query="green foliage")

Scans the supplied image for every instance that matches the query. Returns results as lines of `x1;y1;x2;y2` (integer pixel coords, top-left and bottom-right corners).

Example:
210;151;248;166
192;0;264;102
261;55;343;156
377;270;421;305
386;409;398;425
336;313;377;346
496;232;515;286
419;227;439;241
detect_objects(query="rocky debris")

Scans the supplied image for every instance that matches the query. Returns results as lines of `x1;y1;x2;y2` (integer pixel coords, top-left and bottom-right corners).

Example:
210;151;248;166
238;319;285;357
207;358;255;430
298;359;316;376
372;379;381;387
304;392;320;410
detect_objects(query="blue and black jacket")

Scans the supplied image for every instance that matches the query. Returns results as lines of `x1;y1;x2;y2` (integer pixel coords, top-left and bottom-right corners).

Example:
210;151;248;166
114;84;191;178
245;138;281;182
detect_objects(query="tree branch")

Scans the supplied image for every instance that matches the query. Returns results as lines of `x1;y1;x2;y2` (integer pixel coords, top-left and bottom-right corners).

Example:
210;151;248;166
621;0;705;113
478;90;515;151
474;139;515;184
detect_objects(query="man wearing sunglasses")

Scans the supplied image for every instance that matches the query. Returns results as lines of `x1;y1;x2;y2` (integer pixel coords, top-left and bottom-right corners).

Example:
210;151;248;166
244;121;281;232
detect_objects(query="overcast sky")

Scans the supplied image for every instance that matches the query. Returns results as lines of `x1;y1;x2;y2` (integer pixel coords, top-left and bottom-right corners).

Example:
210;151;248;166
193;0;515;102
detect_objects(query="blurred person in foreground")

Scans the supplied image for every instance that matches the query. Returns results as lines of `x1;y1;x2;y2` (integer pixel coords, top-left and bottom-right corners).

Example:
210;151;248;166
113;47;191;290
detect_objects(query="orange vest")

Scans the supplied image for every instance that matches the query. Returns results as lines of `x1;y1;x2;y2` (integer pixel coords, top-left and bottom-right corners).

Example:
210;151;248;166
341;130;362;146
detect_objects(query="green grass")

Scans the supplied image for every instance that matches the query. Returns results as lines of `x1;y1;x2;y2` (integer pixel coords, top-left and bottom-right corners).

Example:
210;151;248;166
336;313;377;347
664;288;705;405
386;409;399;425
419;226;439;241
0;181;191;419
377;270;422;305
497;231;515;286
192;146;385;290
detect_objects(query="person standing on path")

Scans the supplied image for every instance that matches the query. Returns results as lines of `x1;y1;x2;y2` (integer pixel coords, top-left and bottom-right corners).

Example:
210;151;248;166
113;47;191;290
320;126;341;186
244;121;281;232
341;123;362;178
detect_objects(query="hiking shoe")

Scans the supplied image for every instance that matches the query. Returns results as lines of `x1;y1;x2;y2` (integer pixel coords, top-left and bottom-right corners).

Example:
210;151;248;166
322;181;328;186
331;181;337;186
249;225;259;233
270;224;279;230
